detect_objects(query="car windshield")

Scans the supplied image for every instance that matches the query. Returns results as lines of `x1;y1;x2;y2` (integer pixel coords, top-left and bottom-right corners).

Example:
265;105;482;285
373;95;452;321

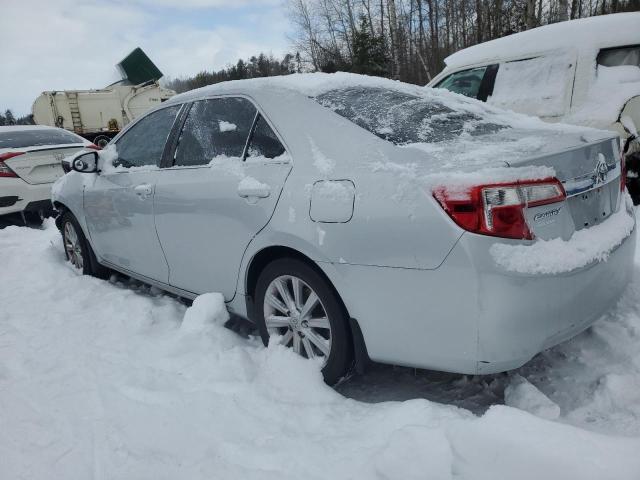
314;86;504;145
0;129;84;149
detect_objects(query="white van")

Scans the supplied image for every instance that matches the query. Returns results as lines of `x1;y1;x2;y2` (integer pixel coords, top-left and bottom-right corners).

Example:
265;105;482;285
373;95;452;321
428;13;640;202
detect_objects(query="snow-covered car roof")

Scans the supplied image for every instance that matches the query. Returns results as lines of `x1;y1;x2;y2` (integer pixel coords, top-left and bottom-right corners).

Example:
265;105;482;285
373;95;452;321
0;125;88;152
445;12;640;69
165;72;614;178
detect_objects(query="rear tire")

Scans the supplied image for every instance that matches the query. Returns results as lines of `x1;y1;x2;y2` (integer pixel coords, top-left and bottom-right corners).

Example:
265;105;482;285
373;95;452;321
254;258;353;385
60;211;109;279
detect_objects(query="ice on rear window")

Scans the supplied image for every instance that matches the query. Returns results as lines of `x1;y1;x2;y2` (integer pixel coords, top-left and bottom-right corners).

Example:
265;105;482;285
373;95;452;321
315;86;505;145
0;128;83;149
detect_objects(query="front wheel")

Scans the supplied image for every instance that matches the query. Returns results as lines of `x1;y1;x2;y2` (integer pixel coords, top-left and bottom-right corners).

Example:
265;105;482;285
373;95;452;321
254;258;353;385
60;212;109;278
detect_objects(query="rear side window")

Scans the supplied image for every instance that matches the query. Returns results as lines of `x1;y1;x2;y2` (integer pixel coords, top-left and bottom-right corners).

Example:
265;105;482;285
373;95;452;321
597;45;640;68
246;115;286;160
115;106;180;168
315;86;503;145
0;128;83;149
435;67;488;99
174;97;257;166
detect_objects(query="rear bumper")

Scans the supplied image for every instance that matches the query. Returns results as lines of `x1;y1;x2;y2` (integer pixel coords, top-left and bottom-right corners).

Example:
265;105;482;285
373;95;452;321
466;217;636;373
0;178;54;216
323;208;636;375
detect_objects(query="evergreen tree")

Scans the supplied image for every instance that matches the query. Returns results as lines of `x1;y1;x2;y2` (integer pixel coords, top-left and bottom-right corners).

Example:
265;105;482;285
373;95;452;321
4;109;15;126
351;15;388;77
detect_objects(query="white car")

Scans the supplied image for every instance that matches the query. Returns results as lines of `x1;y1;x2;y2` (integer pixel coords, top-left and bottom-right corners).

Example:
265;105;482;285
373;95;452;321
52;73;635;384
428;13;640;201
0;126;94;224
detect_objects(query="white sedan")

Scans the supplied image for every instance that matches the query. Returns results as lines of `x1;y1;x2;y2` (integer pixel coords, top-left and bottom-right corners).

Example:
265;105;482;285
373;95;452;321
0;125;94;224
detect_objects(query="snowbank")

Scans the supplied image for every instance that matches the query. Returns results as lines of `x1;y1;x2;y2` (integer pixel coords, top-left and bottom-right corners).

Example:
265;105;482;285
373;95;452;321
1;221;640;479
490;201;635;274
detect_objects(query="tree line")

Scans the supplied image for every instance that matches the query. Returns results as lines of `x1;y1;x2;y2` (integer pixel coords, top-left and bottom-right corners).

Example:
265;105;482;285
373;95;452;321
164;52;303;93
288;0;640;85
0;110;34;126
164;0;638;94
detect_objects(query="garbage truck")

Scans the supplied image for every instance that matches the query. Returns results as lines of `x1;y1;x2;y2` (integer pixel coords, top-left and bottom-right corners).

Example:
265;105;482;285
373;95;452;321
32;48;175;148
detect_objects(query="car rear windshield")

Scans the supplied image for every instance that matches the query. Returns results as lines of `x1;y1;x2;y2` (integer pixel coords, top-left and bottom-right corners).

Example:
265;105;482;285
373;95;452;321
0;129;84;149
314;86;504;145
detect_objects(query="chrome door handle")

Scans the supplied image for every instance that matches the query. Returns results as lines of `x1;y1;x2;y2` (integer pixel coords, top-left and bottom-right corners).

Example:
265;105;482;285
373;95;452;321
134;184;153;199
237;184;270;199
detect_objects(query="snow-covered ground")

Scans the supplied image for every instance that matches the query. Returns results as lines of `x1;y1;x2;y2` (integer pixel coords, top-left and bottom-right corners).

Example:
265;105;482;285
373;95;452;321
1;216;640;479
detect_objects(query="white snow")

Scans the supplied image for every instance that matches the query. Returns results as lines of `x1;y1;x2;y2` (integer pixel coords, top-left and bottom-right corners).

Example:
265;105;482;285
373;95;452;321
488;54;573;117
308;136;336;175
237;175;269;191
490;200;635;275
504;375;561;420
2;214;640;478
218;120;237;132
316;225;326;245
444;13;640;69
566;65;640;130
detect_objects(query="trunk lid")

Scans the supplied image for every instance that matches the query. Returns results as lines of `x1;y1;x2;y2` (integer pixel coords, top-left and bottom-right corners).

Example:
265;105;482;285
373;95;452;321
4;145;85;184
506;134;622;237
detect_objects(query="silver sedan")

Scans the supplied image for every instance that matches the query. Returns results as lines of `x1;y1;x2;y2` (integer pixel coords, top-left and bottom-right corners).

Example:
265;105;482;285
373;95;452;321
52;73;636;384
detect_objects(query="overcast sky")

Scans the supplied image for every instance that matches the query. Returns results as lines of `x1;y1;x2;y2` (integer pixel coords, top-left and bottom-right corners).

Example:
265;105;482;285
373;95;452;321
0;0;289;116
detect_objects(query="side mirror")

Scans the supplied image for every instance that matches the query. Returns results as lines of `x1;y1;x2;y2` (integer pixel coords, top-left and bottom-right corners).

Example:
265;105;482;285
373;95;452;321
71;151;99;173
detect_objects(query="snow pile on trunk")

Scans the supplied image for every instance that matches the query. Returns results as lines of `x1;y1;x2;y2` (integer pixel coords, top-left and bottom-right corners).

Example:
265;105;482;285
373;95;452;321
2;221;640;479
490;201;635;274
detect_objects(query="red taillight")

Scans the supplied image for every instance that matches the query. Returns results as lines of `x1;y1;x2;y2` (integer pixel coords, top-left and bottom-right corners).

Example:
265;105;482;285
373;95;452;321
86;143;101;150
0;152;24;178
433;178;566;240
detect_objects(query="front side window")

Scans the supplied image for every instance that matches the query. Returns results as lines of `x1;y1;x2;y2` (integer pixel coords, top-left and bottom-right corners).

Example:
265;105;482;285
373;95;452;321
174;97;257;166
435;66;488;99
315;86;504;145
597;45;640;68
115;105;180;168
246;114;286;160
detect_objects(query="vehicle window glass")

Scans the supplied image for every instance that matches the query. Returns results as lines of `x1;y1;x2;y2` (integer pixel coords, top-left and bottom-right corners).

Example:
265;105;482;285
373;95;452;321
597;46;640;68
115;105;180;168
246;114;286;160
174;97;256;166
0;128;84;149
314;86;504;145
487;55;572;118
435;67;487;99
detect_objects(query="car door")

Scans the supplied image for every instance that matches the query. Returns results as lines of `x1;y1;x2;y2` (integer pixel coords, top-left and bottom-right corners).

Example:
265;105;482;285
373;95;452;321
83;105;181;282
153;97;292;299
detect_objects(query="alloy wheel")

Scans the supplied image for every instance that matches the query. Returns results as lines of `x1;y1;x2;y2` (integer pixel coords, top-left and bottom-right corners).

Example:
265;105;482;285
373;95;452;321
263;275;332;364
63;221;84;270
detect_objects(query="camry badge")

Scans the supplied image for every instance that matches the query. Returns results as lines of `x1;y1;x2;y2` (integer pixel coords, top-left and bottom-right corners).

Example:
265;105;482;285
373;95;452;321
593;155;609;186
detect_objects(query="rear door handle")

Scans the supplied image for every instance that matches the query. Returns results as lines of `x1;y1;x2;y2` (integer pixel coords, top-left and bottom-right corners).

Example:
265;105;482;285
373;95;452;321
237;183;270;199
134;184;153;199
